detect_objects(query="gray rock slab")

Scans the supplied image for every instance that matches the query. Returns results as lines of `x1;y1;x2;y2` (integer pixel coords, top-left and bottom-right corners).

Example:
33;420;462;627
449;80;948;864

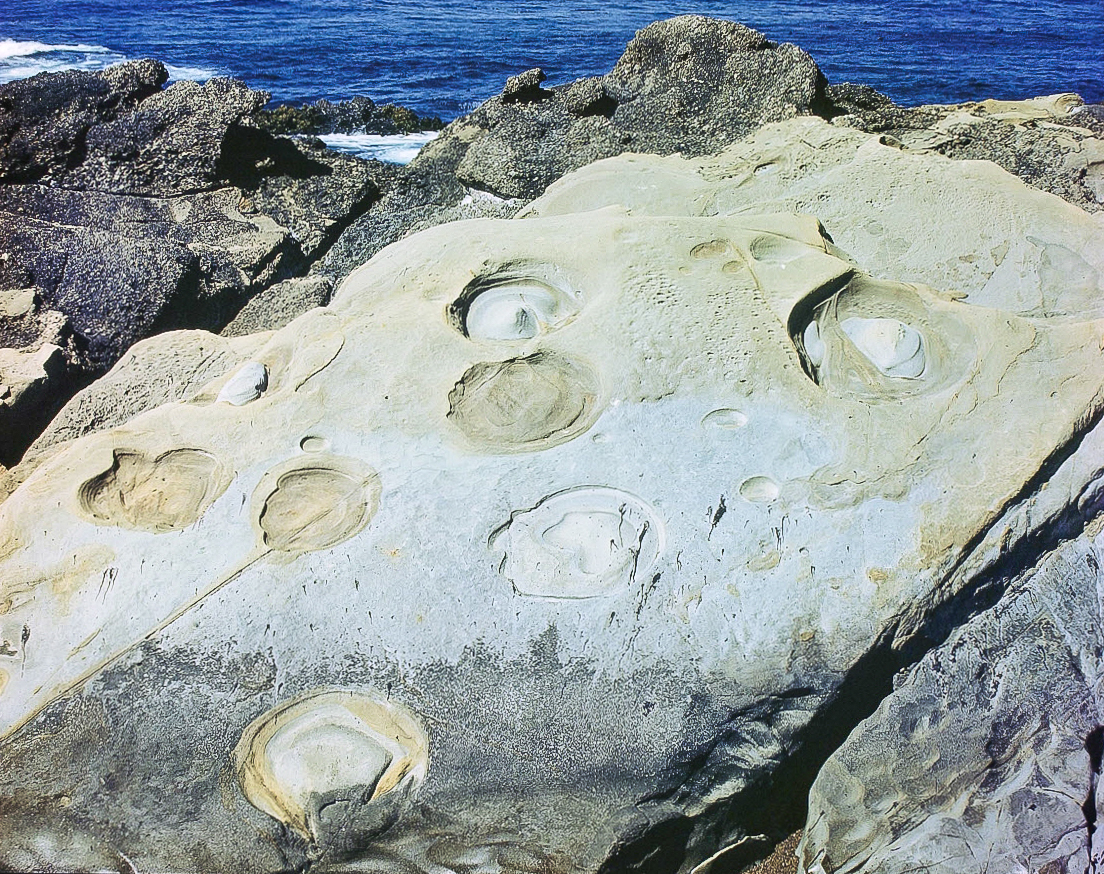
800;514;1104;873
2;149;1103;870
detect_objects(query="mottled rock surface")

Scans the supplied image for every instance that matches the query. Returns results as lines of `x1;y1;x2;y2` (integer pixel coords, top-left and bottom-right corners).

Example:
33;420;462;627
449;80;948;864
2;118;1103;872
800;515;1104;874
408;16;829;201
256;95;444;137
832;91;1104;213
0;61;385;463
4;18;1104;470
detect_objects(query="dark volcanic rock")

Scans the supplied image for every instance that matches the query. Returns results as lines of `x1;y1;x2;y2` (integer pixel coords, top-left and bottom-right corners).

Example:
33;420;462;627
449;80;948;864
256;95;443;136
220;275;334;337
0;64;387;463
318;15;831;274
407;16;829;200
0;59;167;185
67;77;268;196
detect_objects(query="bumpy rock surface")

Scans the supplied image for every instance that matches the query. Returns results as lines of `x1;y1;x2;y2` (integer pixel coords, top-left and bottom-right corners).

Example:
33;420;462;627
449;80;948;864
319;21;1104;289
2;116;1103;872
0;61;386;464
832;91;1104;213
408;16;829;201
4;19;1103;471
257;95;444;136
800;516;1104;874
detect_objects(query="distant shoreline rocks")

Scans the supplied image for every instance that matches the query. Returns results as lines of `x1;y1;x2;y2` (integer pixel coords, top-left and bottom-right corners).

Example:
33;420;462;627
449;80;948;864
256;95;444;137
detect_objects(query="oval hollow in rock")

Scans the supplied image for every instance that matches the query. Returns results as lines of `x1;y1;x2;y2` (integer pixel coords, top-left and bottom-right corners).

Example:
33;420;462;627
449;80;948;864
448;352;600;452
749;233;818;264
702;408;749;430
840;316;926;378
789;274;974;401
448;270;579;341
739;476;780;503
493;486;664;599
233;690;429;842
299;435;330;453
78;448;229;532
216;361;269;406
255;457;381;555
690;239;731;259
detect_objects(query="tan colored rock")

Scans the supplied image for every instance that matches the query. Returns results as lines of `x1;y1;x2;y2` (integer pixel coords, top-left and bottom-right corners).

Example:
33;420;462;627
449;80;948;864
1;120;1103;872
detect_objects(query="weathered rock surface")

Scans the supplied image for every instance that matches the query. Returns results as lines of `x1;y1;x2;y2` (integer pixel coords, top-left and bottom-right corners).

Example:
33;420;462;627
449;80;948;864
526;116;1104;320
316;22;1103;294
257;95;444;136
407;16;830;201
0;61;386;464
2;116;1103;872
4;17;1103;472
831;91;1104;214
799;515;1104;873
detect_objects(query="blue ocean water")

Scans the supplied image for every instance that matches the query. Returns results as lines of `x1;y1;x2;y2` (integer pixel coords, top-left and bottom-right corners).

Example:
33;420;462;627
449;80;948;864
1;0;1101;120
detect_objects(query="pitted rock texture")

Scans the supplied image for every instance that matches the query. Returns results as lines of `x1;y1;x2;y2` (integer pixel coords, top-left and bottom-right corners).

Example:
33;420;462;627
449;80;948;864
831;91;1104;213
525;115;1104;321
799;518;1104;874
0;62;385;463
4;20;1102;472
408;16;829;201
1;124;1103;872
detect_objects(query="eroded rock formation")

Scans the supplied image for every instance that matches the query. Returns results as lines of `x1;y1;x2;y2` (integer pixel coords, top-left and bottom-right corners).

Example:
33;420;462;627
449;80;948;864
0;62;385;464
1;111;1103;871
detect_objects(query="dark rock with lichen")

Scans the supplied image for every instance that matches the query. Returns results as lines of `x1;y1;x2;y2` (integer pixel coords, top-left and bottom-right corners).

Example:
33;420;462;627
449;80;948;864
256;95;443;136
0;60;386;464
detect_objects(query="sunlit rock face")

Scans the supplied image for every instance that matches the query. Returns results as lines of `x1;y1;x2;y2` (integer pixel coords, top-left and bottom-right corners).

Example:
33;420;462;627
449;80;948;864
1;117;1103;872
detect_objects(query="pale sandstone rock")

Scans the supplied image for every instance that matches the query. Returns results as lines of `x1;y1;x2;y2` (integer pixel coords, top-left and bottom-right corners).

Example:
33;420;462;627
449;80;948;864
1;121;1103;872
526;116;1104;320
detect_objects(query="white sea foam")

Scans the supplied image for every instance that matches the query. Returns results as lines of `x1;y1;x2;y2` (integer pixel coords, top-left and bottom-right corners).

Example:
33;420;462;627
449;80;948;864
315;131;438;164
0;37;217;85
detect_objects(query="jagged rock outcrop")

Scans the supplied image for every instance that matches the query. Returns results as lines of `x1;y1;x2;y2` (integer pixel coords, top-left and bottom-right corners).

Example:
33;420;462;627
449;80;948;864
256;95;444;136
0;61;386;464
317;19;1103;291
311;15;833;284
2;115;1103;872
408;16;830;201
830;90;1104;214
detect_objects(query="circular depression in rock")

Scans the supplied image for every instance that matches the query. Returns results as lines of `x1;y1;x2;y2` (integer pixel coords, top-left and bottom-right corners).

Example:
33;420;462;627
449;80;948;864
447;352;600;452
233;689;429;841
702;408;749;430
790;274;974;401
256;460;380;554
78;448;229;533
739;476;780;503
493;486;664;599
448;272;580;341
216;361;269;406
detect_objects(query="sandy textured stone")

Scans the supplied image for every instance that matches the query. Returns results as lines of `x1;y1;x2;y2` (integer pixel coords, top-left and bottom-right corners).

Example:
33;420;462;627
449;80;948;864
1;121;1103;872
526;115;1104;320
